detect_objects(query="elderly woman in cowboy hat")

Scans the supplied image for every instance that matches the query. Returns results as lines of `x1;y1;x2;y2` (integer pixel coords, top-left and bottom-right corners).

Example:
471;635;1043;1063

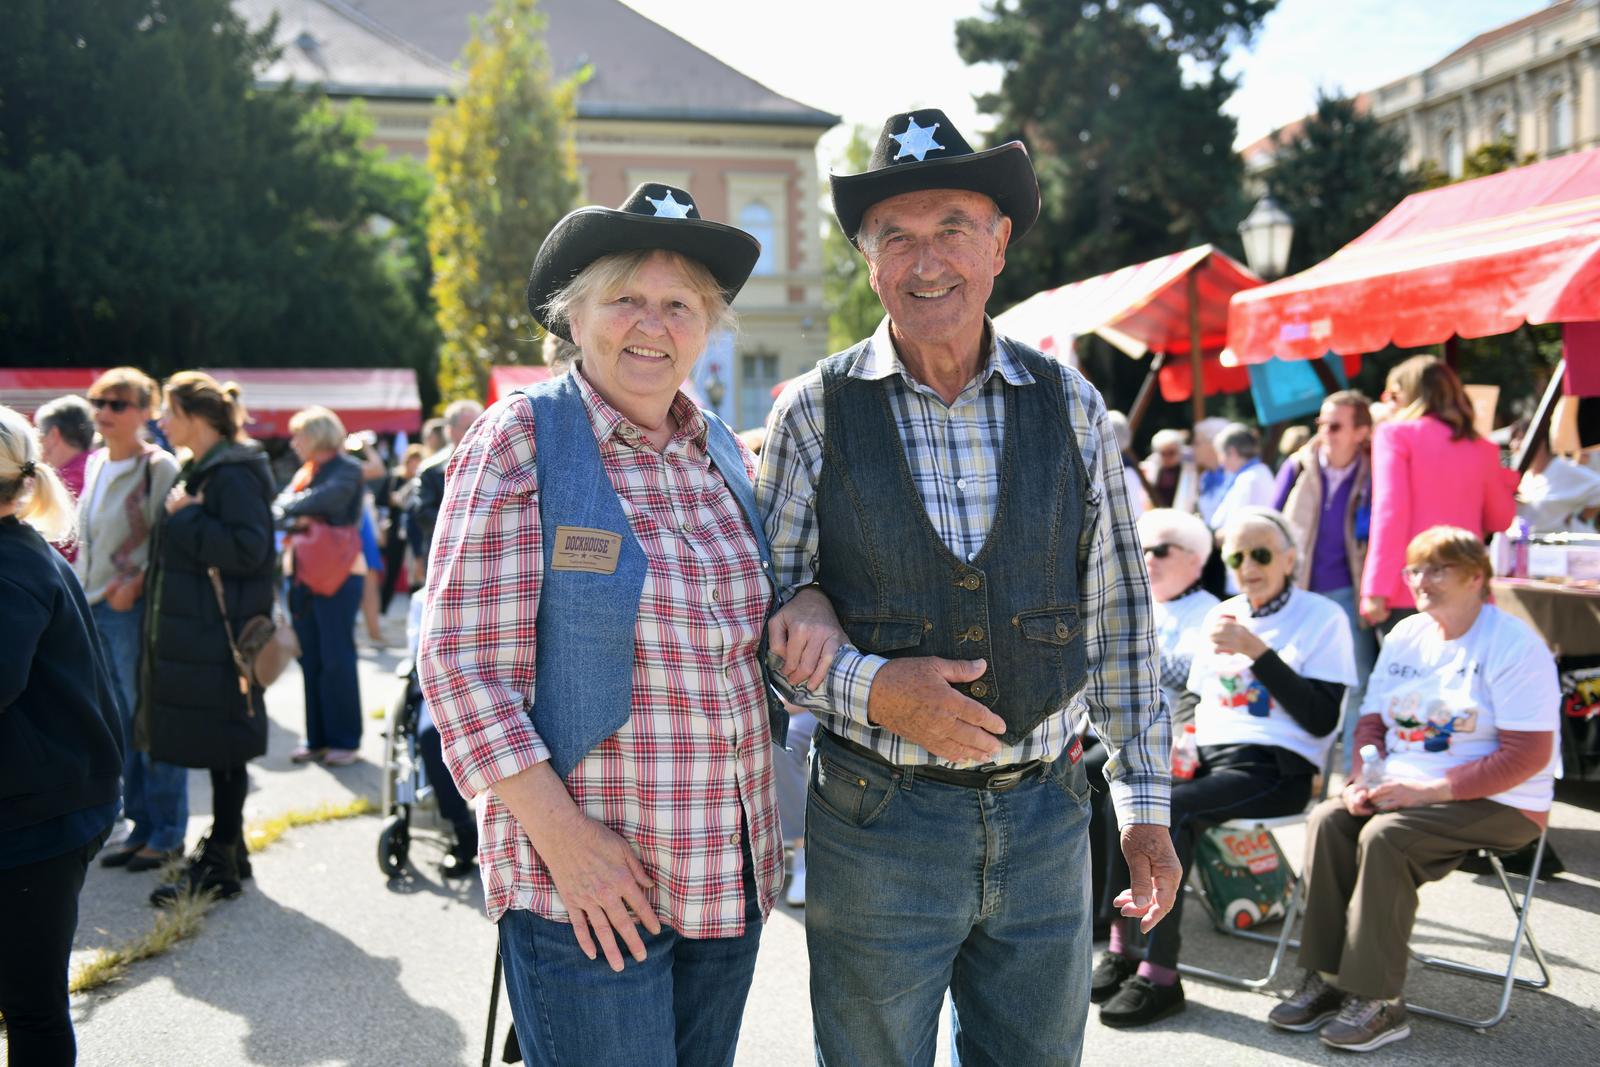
419;184;825;1067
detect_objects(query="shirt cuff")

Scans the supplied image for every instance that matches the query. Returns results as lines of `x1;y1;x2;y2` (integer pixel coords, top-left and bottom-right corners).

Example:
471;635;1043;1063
1109;773;1172;830
828;647;887;727
449;716;552;801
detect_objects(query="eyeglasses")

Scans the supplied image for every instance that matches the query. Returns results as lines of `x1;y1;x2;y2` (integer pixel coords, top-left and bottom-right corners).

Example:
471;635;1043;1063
89;397;133;413
1225;547;1275;570
1402;564;1455;585
1144;543;1176;559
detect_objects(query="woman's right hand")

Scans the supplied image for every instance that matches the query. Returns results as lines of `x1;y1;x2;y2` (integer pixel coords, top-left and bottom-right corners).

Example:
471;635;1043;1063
1342;782;1376;817
534;810;662;973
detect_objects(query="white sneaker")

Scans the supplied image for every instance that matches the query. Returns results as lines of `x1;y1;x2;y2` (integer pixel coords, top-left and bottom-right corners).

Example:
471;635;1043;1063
785;846;807;907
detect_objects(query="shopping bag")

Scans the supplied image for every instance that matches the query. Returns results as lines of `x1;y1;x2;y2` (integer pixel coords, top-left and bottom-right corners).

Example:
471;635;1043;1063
1193;824;1295;930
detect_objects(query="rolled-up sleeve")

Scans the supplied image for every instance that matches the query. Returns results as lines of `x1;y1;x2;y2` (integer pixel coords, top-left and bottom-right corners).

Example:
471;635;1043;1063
1077;394;1171;828
418;402;549;799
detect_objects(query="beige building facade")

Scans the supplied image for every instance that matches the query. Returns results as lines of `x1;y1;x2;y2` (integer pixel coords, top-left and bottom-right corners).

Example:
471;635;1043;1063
242;0;837;429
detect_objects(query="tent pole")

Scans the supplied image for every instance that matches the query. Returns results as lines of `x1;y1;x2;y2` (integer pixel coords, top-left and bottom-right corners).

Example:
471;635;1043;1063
1514;358;1566;476
1310;357;1342;396
1188;271;1205;423
1127;352;1167;436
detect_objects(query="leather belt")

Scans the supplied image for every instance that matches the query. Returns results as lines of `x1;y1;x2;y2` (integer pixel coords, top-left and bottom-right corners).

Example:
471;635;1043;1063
824;730;1049;793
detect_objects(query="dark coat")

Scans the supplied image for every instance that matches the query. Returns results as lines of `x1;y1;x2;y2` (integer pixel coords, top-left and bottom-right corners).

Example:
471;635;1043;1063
0;518;124;834
273;452;364;528
140;442;276;769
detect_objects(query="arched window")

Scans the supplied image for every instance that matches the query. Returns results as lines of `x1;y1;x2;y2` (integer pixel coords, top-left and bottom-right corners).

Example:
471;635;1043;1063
738;201;777;275
1442;129;1463;179
1493;111;1514;144
1551;93;1573;151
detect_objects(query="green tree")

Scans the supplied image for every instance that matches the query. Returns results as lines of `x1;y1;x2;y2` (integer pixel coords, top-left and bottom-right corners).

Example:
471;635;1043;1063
1264;91;1417;273
957;0;1275;307
823;126;884;351
426;0;581;402
0;0;437;384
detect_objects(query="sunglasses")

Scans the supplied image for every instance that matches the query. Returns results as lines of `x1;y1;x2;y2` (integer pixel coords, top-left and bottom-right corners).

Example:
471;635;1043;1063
90;397;134;413
1143;543;1177;559
1225;547;1275;569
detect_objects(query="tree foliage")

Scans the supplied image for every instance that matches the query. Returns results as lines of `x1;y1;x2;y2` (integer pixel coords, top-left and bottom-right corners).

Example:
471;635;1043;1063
426;0;581;402
823;126;884;351
956;0;1275;308
1263;91;1417;273
0;0;437;385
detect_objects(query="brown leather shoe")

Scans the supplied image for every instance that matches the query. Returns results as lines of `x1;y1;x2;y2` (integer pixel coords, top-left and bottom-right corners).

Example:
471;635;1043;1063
1268;971;1345;1032
1319;996;1411;1052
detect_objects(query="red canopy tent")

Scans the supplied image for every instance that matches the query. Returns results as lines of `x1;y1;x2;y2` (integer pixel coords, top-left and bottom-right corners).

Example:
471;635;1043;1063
0;368;421;437
1229;147;1600;363
486;365;553;405
994;244;1358;427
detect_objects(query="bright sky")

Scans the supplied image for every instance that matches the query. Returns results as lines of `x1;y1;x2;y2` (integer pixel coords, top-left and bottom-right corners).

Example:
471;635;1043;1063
621;0;1548;162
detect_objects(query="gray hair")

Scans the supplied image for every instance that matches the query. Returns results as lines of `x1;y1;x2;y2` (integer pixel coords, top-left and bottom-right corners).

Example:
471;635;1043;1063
443;399;483;442
1214;422;1261;461
1222;506;1297;553
35;395;96;452
1106;410;1133;453
1150;428;1187;452
857;199;1006;258
1137;507;1212;563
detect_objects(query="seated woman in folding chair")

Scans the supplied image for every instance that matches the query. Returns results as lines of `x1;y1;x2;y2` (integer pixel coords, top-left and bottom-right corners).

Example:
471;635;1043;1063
1268;525;1559;1053
1099;506;1356;1028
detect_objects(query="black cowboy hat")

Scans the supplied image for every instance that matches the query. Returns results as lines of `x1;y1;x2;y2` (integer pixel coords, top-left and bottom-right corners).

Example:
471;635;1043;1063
526;183;761;342
830;108;1040;246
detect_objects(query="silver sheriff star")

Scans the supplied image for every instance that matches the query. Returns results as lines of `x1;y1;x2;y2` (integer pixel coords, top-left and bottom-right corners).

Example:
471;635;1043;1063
891;117;944;162
646;190;693;218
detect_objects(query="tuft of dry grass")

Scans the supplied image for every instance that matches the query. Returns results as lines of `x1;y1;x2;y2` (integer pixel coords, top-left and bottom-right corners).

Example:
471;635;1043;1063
69;795;377;995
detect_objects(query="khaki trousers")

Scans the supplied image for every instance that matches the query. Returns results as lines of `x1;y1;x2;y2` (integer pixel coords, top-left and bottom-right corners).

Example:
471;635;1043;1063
1296;796;1540;999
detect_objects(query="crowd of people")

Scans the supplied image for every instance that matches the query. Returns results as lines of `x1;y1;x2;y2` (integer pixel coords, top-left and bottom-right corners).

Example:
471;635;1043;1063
3;99;1595;1067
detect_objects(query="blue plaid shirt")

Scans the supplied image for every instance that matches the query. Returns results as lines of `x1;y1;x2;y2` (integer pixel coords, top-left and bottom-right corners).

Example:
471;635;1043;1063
756;318;1171;827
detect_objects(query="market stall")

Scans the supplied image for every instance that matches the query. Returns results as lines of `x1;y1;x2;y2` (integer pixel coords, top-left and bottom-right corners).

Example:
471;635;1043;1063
1229;147;1600;778
994;243;1359;429
0;367;422;437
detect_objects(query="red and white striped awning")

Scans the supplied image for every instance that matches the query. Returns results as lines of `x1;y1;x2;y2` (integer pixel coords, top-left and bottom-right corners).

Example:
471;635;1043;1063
0;368;422;437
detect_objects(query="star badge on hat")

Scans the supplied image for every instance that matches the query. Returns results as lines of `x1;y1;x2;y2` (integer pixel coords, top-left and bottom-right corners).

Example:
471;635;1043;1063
646;189;694;218
891;116;945;162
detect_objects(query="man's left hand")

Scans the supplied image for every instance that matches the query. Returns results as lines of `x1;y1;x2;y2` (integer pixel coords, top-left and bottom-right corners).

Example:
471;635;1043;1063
1368;779;1451;811
768;586;846;694
1114;823;1182;933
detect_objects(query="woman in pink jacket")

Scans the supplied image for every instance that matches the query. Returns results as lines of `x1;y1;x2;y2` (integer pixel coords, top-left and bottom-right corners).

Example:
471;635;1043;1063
1359;356;1517;633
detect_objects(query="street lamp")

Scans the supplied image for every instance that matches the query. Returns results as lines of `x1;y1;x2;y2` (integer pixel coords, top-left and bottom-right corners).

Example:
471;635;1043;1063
1239;196;1294;280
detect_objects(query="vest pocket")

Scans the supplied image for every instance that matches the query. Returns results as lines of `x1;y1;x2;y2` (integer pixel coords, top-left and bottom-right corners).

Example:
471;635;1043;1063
841;614;927;653
1014;606;1081;645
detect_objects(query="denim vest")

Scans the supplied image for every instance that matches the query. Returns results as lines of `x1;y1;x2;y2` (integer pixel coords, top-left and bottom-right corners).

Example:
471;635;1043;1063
814;339;1089;744
518;378;786;778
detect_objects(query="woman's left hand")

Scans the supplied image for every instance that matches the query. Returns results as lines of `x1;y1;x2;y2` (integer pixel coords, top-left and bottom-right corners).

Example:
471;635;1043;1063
1368;778;1452;811
166;485;203;516
768;586;846;694
1209;614;1269;660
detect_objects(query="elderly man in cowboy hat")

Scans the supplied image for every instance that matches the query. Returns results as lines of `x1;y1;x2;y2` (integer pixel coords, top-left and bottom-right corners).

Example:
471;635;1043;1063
757;109;1181;1064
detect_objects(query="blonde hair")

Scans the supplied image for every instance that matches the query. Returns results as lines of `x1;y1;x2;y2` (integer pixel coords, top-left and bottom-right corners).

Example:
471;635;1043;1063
164;371;249;442
0;405;77;543
544;249;735;342
1386;355;1479;440
288;406;348;453
1406;525;1493;598
89;366;159;414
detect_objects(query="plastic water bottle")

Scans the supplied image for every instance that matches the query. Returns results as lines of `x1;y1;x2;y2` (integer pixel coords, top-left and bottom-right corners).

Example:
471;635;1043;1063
1359;744;1386;791
1509;518;1531;578
1172;723;1199;781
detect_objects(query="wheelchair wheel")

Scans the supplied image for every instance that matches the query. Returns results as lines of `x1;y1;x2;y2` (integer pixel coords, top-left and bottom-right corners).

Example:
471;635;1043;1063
378;814;410;877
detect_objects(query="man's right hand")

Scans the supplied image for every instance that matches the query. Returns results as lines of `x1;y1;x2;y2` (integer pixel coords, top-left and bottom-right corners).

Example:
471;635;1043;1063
865;657;1007;763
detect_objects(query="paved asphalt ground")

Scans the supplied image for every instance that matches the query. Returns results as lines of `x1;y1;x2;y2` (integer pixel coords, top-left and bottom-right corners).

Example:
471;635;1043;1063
9;594;1598;1065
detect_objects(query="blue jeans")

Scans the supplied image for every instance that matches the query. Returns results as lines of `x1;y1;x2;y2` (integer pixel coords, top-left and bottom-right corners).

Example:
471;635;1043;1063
289;576;364;750
1318;585;1379;773
806;730;1094;1067
496;860;763;1067
92;599;188;852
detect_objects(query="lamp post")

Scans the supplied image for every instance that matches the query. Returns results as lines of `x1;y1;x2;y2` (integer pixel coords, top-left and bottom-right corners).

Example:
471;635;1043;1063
1239;196;1294;281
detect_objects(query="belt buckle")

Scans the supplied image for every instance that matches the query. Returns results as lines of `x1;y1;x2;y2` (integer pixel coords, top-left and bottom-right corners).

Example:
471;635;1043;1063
987;768;1024;792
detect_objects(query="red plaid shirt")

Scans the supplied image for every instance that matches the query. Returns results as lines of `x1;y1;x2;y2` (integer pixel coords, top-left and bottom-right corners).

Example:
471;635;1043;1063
418;371;782;936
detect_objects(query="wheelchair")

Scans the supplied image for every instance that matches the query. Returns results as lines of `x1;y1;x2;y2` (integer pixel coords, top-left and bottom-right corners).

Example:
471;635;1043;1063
376;656;442;877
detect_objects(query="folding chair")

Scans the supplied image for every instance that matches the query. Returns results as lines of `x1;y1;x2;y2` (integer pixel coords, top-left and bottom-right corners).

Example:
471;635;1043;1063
1175;743;1338;991
1404;827;1555;1030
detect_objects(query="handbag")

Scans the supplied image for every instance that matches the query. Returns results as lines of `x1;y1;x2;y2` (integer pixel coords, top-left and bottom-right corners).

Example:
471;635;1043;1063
1192;824;1295;930
208;567;300;697
287;519;363;597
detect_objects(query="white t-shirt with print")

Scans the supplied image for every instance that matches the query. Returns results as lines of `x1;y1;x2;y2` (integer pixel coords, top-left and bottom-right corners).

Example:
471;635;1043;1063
1155;587;1220;712
1359;606;1561;811
1187;587;1357;768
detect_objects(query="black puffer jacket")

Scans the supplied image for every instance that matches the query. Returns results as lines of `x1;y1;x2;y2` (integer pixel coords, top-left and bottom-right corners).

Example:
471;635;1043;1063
140;442;276;769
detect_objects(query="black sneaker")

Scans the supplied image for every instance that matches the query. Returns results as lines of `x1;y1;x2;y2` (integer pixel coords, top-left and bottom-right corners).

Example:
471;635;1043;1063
1268;970;1345;1032
150;846;242;908
1091;952;1139;1004
1099;975;1186;1028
